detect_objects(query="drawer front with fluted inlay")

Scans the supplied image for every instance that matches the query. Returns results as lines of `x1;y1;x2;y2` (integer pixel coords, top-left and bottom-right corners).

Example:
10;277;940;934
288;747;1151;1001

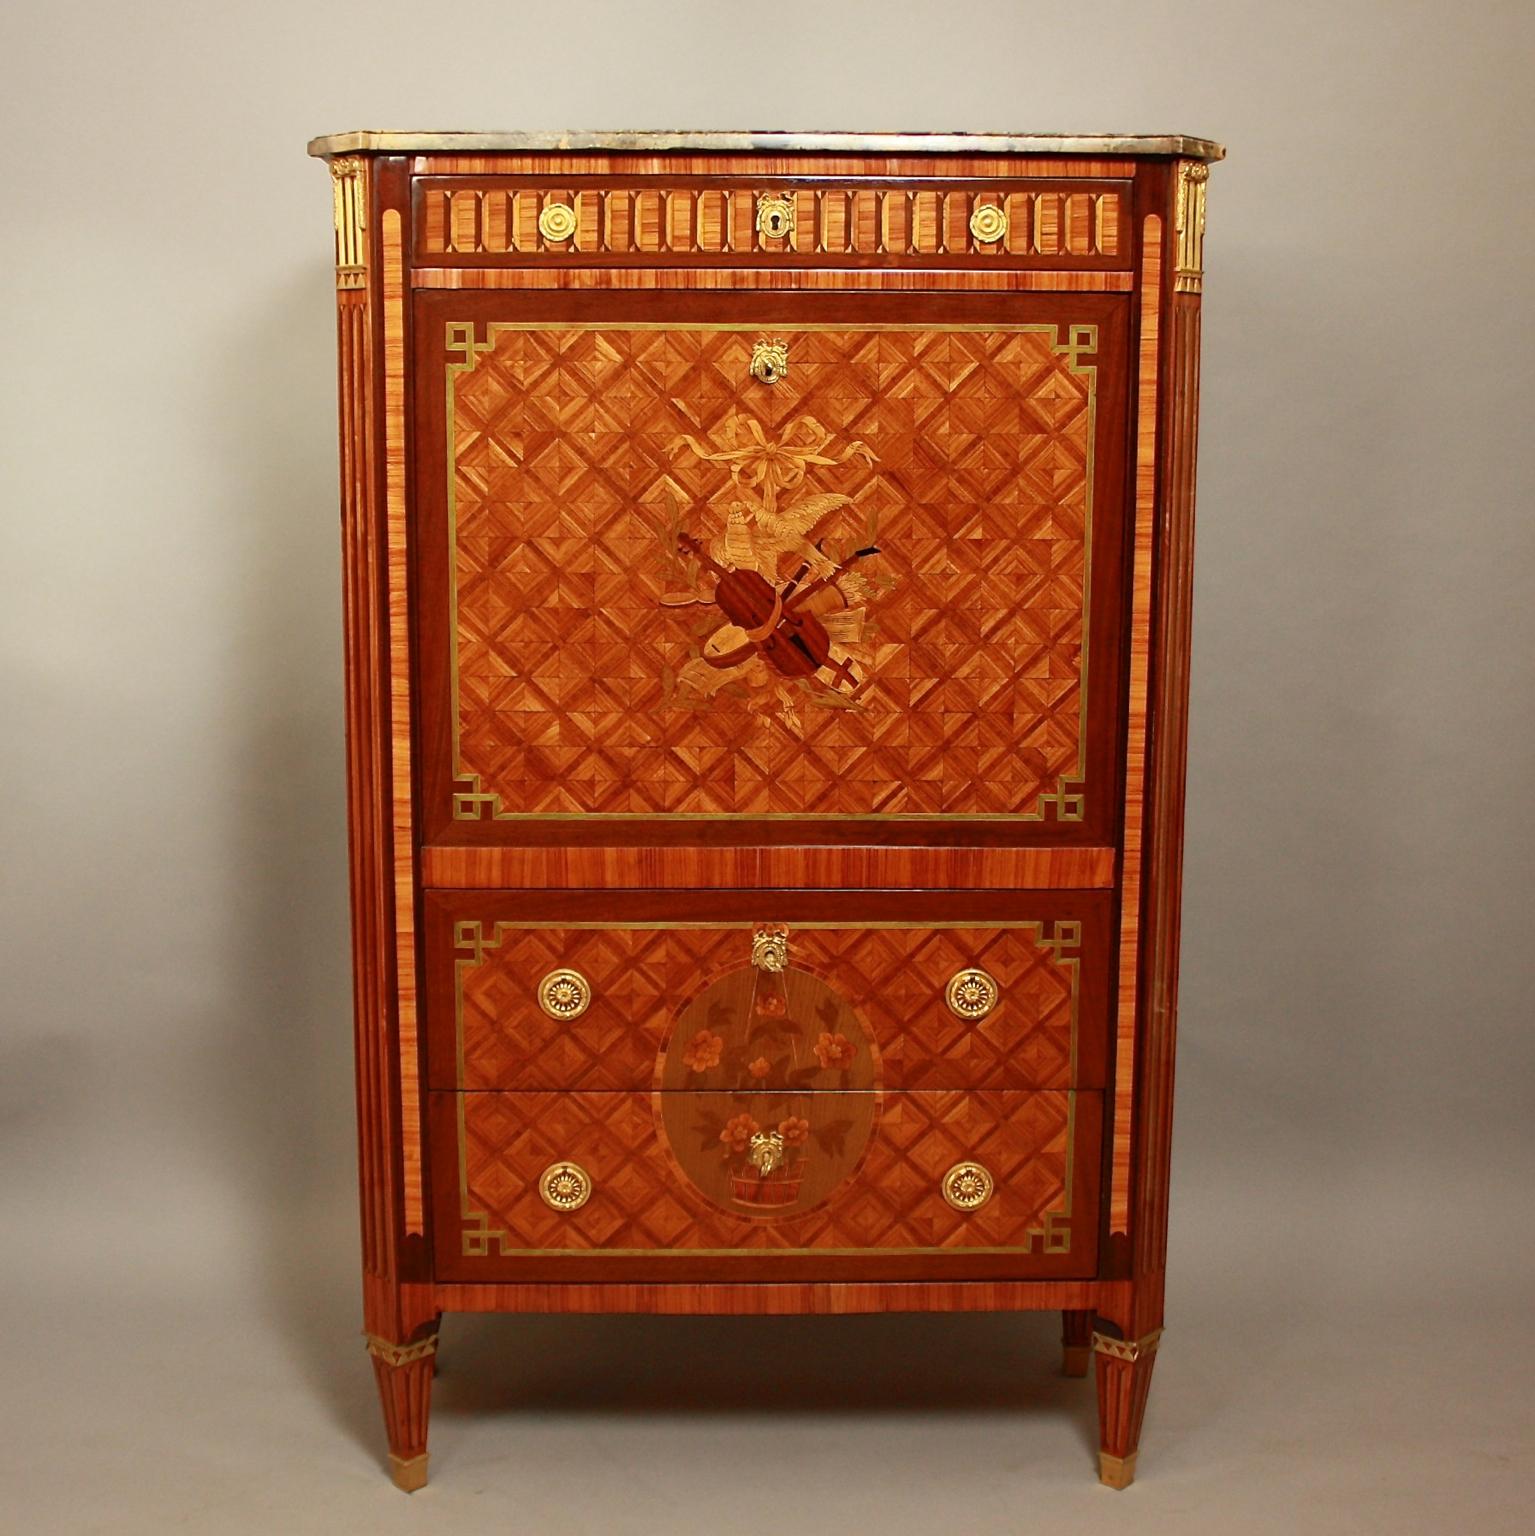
429;1087;1101;1283
423;891;1113;1095
415;177;1131;270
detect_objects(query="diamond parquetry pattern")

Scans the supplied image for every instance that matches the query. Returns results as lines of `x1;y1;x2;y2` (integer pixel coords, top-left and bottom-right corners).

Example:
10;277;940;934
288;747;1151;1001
449;324;1094;817
458;1089;1075;1254
448;924;1079;1093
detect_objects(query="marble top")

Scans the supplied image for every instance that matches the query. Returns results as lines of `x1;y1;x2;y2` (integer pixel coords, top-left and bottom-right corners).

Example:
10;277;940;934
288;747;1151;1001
308;129;1225;161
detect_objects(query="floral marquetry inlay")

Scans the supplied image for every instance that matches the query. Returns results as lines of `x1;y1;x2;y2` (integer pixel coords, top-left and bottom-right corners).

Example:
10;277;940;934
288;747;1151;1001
654;934;881;1219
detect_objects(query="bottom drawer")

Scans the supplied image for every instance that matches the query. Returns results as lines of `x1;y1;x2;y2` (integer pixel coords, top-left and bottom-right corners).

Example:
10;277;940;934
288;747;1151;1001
430;1089;1101;1283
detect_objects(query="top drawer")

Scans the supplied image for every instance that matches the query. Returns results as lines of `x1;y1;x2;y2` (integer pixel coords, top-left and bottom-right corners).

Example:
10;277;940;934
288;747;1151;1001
414;176;1132;270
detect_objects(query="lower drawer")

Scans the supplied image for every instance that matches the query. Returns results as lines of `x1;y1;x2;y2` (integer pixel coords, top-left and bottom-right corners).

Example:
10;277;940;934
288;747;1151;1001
429;1088;1101;1283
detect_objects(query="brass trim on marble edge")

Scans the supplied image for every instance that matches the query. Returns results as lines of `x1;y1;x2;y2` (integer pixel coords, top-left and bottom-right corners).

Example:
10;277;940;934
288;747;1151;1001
1090;1326;1164;1363
444;319;1096;826
365;1331;440;1368
1173;160;1210;293
307;130;1226;160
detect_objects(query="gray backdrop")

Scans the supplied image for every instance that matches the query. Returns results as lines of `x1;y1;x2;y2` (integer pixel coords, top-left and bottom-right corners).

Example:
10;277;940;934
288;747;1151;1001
2;2;1531;1531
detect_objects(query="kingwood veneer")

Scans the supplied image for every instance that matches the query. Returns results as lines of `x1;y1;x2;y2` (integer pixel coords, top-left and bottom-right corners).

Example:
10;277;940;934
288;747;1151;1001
308;128;1222;1491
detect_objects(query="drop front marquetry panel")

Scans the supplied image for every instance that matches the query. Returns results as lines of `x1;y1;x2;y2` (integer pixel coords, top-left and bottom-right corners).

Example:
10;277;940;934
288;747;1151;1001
417;179;1128;268
425;902;1112;1094
418;296;1128;837
431;1088;1101;1281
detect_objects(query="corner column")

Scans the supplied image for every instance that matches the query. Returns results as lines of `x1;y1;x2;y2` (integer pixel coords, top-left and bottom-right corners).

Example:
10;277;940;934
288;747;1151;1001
1095;154;1211;1488
327;150;439;1490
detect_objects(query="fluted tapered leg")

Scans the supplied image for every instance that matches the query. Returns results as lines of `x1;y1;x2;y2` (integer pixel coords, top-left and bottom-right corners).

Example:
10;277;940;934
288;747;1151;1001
367;1326;440;1491
1093;1327;1162;1488
1061;1309;1094;1376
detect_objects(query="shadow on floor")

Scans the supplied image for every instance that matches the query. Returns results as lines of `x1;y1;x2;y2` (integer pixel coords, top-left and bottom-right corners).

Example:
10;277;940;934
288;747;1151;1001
434;1309;1099;1446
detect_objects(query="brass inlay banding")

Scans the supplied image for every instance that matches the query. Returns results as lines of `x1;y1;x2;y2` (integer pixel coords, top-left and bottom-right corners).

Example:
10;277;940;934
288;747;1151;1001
942;1161;995;1211
537;968;591;1020
945;967;999;1019
539;1161;593;1211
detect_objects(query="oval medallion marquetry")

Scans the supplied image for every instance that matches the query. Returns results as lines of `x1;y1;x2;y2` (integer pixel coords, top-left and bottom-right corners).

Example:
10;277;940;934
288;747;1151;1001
655;954;880;1220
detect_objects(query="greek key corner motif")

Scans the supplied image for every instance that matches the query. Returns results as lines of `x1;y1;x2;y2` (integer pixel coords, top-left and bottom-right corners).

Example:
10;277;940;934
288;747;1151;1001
1052;323;1099;371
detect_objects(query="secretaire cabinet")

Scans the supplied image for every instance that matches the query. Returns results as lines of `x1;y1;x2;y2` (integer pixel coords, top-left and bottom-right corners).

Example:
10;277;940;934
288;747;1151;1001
308;128;1222;1491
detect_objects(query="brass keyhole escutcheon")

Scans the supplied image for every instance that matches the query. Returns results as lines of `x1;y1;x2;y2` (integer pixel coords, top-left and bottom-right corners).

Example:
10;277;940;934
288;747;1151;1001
969;202;1009;244
538;968;591;1020
538;201;578;242
945;967;999;1020
749;340;790;386
538;1161;592;1211
942;1161;994;1211
747;1130;785;1175
751;925;790;970
756;192;795;240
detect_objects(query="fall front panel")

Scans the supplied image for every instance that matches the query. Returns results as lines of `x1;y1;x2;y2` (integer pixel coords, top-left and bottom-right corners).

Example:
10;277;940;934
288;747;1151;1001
414;291;1130;844
429;1088;1102;1283
424;888;1111;1093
